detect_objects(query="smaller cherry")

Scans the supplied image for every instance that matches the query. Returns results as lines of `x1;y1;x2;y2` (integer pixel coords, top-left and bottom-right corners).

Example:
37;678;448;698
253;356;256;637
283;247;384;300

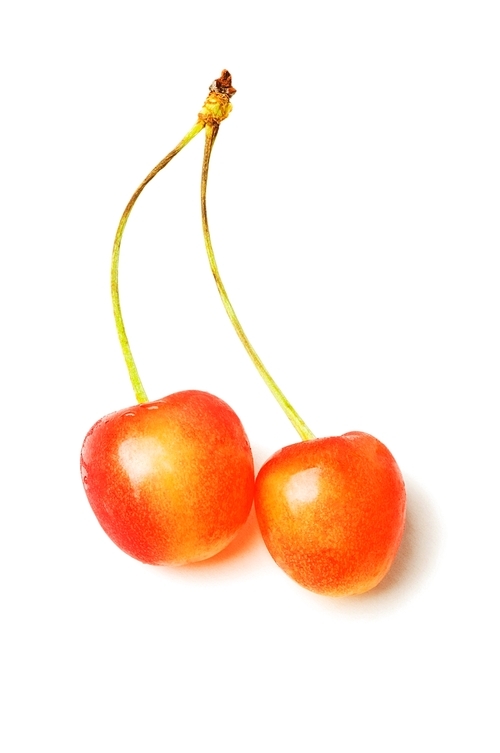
201;117;406;595
254;433;405;596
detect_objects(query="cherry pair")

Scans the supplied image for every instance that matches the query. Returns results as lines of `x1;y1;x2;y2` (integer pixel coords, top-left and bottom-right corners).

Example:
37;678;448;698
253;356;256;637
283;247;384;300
81;72;405;596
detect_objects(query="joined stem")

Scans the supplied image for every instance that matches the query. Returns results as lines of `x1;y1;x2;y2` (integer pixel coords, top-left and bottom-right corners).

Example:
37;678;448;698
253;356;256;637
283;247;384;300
200;123;315;441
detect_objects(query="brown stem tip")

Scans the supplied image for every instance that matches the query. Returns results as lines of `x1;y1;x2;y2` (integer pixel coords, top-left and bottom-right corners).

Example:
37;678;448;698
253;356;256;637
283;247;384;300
199;70;236;126
210;70;236;98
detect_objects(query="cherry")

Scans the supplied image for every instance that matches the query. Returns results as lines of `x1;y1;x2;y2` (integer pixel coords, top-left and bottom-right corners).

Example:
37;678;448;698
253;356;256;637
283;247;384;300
200;114;406;595
254;433;405;596
81;72;254;565
81;391;253;565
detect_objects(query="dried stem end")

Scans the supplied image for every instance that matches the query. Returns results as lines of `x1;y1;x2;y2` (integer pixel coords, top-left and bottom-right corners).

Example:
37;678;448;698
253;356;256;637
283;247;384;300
199;69;236;126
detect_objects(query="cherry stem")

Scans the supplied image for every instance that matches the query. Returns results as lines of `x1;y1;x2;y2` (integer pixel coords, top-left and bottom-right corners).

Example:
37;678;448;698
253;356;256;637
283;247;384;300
200;123;315;441
111;120;204;403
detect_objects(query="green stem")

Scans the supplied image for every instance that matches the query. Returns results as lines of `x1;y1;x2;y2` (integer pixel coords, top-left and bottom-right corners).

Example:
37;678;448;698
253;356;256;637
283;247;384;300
111;120;204;403
200;123;315;441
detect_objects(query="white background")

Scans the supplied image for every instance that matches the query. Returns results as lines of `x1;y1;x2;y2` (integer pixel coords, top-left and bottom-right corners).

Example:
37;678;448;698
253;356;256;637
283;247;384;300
1;2;499;751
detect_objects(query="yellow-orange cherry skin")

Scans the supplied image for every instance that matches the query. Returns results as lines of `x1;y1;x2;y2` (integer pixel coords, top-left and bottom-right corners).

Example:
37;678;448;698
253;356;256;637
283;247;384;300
81;390;254;565
254;432;406;596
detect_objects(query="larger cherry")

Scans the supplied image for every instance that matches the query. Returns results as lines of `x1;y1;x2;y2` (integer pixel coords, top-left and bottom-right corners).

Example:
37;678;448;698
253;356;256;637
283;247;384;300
80;72;253;565
81;391;253;565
